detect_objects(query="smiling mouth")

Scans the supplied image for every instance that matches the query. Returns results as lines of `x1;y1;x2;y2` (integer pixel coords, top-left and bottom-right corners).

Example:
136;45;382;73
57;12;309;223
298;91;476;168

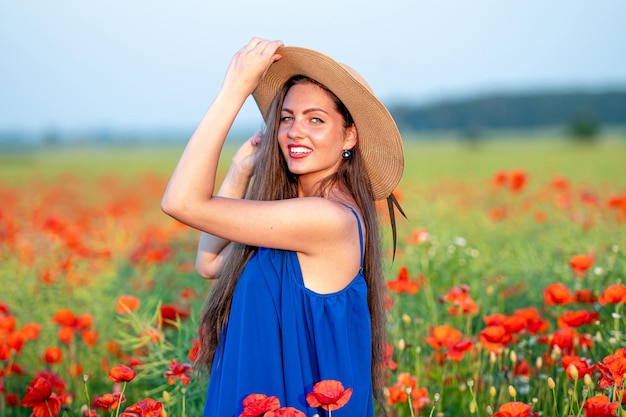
288;146;312;156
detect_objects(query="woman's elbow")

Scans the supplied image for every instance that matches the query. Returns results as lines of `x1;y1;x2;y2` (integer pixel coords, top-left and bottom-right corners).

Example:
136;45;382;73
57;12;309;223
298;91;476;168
160;196;185;220
196;260;219;280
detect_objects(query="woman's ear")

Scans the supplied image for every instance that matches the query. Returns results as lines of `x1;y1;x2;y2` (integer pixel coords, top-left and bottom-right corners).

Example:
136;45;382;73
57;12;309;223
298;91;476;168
344;125;358;150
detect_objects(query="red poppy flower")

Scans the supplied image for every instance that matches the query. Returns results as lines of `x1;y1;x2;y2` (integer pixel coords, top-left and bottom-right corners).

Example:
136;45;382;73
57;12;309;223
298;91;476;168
562;355;595;381
76;313;94;330
408;229;429;244
69;363;83;378
512;307;549;334
108;364;136;383
188;338;200;363
425;325;463;350
120;398;164;417
583;395;618;417
239;393;281;417
488;206;507;222
598;284;626;305
264;407;306;417
397;372;418;391
597;348;626;389
492;401;536;417
81;329;99;348
0;315;16;335
557;309;599;328
18;322;42;341
484;313;526;334
116;295;140;315
57;326;75;344
129;243;173;265
386;383;408;405
21;377;62;417
569;254;594;277
552;176;570;191
5;392;19;407
0;302;10;316
383;342;398;370
479;325;511;353
543;327;593;355
43;346;63;364
51;309;76;327
33;370;67;392
386;266;420;294
446;340;474;361
508;169;527;192
574;289;597;304
514;359;531;377
409;387;431;411
440;285;479;316
159;304;191;328
164;360;194;385
492;170;508;188
306;380;353;411
543;283;573;305
93;393;126;411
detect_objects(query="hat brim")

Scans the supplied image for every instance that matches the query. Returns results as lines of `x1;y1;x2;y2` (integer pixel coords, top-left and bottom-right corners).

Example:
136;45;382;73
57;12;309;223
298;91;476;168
252;46;404;201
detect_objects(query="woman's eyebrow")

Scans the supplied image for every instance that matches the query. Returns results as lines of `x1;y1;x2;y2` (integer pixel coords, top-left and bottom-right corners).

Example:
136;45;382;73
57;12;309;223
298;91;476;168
281;107;329;115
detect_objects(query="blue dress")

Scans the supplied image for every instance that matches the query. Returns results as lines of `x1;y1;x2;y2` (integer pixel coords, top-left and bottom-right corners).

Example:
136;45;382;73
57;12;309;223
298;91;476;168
202;206;374;417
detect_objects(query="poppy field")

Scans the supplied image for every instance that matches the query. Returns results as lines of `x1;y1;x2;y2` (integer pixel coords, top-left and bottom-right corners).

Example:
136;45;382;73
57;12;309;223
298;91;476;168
1;134;626;417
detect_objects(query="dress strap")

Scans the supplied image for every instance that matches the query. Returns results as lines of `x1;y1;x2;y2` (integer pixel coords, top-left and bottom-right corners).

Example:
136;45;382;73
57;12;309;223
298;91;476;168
337;202;365;268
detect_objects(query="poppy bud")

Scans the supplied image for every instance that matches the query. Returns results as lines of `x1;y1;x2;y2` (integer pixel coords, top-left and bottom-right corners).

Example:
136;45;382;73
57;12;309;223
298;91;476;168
163;391;171;404
508;385;516;399
397;338;405;351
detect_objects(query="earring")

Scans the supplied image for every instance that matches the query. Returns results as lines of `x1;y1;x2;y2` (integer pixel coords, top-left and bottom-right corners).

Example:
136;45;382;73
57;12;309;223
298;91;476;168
342;149;352;159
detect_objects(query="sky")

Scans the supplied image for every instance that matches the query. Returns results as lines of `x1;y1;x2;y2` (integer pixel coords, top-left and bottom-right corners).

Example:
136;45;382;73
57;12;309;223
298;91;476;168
1;0;625;135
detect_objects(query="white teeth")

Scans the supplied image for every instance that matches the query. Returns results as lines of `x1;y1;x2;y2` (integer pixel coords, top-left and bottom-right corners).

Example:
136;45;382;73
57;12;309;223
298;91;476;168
290;146;311;154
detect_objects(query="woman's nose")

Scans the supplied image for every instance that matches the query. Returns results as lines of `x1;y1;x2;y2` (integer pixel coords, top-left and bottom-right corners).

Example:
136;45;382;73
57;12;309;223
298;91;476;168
287;119;305;139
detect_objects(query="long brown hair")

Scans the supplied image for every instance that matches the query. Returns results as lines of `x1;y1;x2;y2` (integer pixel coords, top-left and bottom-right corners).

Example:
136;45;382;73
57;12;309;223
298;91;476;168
196;75;387;393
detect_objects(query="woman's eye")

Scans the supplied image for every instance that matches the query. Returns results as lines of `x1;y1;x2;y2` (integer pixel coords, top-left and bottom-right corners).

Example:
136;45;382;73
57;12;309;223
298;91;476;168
311;117;323;124
280;116;293;122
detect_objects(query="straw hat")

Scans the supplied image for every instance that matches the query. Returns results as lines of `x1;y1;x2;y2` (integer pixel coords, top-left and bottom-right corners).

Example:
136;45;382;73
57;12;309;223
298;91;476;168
252;46;404;201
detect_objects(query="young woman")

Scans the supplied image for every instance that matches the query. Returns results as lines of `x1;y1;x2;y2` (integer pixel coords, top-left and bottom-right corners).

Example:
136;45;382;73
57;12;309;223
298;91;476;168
161;37;404;416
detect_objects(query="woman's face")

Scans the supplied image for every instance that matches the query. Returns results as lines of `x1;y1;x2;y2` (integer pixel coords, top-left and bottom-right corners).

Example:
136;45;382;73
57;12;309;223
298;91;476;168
277;82;356;188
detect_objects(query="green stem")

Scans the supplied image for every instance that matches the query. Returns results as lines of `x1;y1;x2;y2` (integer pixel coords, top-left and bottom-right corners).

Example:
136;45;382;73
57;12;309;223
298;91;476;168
569;378;579;417
550;385;557;417
83;376;92;417
114;382;127;417
407;387;415;417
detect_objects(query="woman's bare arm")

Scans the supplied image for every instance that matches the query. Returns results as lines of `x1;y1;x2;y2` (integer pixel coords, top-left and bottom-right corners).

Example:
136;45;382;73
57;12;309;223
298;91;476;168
161;38;356;260
195;134;260;278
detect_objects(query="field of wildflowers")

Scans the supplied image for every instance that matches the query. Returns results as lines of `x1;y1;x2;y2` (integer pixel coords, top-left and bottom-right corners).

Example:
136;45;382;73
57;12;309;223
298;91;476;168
1;135;625;417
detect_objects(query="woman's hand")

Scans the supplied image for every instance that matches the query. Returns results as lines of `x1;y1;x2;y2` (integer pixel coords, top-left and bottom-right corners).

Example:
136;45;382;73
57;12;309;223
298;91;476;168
220;38;283;98
230;131;262;178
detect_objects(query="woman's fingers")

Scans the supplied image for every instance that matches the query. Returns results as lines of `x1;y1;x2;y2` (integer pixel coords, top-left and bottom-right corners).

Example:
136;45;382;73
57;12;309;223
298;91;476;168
251;131;262;146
